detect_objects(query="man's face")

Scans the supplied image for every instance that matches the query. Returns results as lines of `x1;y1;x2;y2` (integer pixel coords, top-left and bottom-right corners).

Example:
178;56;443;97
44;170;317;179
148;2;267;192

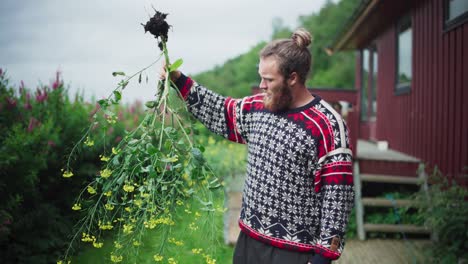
258;57;292;112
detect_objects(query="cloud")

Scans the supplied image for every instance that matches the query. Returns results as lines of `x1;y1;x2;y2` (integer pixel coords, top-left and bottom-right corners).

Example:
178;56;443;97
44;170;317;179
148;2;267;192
0;0;326;102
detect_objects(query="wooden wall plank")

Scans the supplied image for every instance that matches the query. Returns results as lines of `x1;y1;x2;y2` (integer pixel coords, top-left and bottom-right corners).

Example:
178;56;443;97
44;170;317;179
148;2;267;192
462;23;468;175
454;28;463;177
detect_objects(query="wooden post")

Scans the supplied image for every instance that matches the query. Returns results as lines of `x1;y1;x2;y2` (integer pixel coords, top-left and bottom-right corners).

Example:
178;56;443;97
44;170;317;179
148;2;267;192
418;163;437;242
353;160;365;240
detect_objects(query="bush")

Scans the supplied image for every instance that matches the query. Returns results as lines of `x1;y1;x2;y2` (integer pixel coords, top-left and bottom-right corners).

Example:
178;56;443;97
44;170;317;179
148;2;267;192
0;69;143;263
414;168;468;263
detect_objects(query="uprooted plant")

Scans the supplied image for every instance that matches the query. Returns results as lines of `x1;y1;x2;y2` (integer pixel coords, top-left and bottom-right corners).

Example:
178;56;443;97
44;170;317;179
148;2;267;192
59;10;222;263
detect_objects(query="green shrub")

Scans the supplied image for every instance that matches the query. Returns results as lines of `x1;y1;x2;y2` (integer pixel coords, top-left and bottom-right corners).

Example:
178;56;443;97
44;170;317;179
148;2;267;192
414;168;468;263
0;69;143;263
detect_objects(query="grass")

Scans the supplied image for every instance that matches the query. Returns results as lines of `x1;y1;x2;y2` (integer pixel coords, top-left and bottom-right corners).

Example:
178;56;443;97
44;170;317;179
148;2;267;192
72;189;235;263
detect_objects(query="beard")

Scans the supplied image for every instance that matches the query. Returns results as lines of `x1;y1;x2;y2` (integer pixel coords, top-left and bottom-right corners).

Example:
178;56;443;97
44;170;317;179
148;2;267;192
263;81;293;112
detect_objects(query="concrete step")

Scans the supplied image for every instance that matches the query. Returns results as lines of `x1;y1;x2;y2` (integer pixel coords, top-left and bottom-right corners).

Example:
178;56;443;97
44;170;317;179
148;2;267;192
363;224;430;234
360;174;420;185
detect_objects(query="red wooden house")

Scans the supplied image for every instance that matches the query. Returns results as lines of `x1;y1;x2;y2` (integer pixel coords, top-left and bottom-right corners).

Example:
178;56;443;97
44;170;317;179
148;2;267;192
327;0;468;180
319;0;468;239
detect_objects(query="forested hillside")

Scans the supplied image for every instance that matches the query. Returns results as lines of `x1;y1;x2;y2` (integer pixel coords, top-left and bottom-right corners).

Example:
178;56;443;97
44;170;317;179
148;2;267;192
194;0;360;97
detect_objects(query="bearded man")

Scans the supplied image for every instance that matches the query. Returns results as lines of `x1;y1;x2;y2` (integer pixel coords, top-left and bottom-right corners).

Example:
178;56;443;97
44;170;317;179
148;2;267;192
163;28;354;264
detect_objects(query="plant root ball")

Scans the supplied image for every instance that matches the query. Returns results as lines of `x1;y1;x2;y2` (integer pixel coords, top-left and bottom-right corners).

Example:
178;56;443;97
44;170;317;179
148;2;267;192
141;10;171;50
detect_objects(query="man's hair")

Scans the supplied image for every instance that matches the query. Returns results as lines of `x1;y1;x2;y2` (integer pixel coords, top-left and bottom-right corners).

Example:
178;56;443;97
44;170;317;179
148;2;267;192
260;28;312;84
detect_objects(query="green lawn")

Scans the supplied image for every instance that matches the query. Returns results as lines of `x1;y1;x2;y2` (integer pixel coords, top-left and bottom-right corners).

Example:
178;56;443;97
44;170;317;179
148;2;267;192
72;190;235;264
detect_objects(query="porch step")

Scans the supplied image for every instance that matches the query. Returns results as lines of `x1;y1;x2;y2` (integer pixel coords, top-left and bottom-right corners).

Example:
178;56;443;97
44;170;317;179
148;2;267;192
361;198;415;207
361;173;420;185
363;224;431;234
354;161;430;240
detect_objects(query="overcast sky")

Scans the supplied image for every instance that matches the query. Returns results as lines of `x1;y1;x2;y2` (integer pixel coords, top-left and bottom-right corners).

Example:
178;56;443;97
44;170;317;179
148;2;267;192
0;0;328;103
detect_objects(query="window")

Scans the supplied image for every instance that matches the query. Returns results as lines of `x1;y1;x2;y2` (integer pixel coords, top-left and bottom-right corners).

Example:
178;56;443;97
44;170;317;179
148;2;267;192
445;0;468;30
361;46;378;122
396;15;412;94
370;47;378;120
361;49;369;121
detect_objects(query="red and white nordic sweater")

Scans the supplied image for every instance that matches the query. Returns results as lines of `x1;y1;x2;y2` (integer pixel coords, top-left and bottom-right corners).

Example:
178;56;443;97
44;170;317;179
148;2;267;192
176;74;354;261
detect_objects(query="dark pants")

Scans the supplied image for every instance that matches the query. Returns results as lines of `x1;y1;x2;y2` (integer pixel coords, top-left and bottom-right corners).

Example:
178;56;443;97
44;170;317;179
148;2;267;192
233;231;315;264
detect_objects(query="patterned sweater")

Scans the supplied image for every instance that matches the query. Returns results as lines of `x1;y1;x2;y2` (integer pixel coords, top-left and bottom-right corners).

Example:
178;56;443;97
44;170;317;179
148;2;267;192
175;75;354;261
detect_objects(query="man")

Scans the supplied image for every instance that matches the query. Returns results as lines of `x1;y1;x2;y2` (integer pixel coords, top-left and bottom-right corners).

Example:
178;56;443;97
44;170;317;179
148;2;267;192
164;28;354;264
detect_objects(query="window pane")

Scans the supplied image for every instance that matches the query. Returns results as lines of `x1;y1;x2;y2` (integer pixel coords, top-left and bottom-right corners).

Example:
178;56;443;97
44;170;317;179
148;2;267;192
371;49;378;118
361;49;369;121
449;0;468;21
398;27;412;86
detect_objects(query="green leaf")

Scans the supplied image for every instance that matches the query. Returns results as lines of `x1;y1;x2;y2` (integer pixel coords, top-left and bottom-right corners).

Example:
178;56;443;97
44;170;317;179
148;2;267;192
112;71;125;77
119;80;129;89
191;148;205;165
113;91;122;101
146;144;158;155
128;139;139;145
145;101;156;109
169;59;183;72
98;99;109;108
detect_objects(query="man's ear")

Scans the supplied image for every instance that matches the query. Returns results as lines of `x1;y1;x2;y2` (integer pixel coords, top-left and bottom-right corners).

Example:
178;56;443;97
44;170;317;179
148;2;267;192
288;72;299;86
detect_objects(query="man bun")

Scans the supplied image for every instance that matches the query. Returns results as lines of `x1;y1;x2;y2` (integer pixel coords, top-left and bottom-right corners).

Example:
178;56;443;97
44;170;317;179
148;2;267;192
292;28;312;49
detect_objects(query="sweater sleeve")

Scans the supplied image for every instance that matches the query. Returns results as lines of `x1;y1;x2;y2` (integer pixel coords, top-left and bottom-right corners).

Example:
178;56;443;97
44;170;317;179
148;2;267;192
312;105;354;261
174;74;246;144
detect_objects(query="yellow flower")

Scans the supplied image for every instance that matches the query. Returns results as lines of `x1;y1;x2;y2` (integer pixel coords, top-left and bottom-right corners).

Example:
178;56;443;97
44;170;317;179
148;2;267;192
93;241;103;248
134;199;143;207
166;155;178;163
123;224;133;234
106;116;117;124
153;254;163;262
100;155;110;162
112;147;119;155
216;206;227;213
195;212;202;218
203;254;216;264
208;136;215;145
110;255;123;263
100;169;112;178
114;241;123;249
104;191;112;197
191;248;203;254
98;220;113;230
125;207;132;212
132;240;141;246
84;137;94;147
72;203;81;211
168;257;177;264
189;222;198;231
105;203;114;211
62;170;73;178
87;186;97;194
168;237;184;246
81;233;95;243
123;184;134;192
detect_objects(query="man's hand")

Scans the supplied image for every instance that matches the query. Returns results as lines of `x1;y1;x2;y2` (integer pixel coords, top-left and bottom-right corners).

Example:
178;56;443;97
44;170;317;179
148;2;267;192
159;62;181;83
